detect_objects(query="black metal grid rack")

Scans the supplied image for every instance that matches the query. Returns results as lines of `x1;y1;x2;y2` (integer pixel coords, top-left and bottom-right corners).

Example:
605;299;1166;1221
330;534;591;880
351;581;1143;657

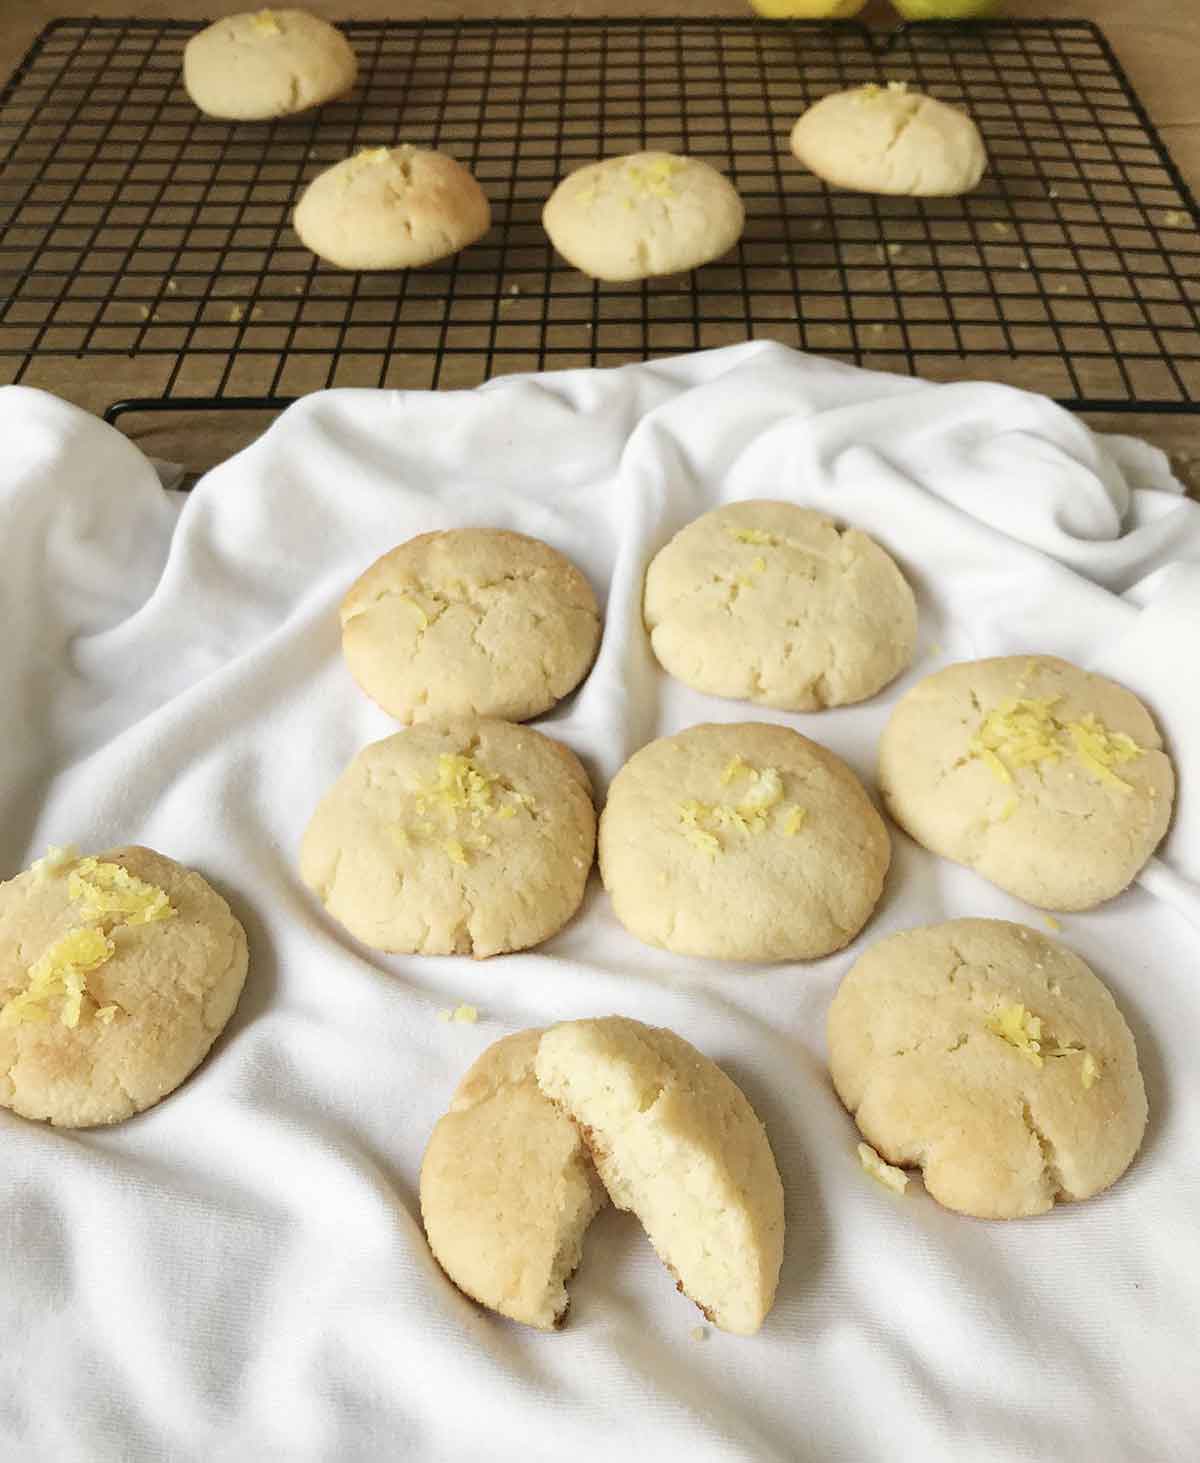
1;16;1199;422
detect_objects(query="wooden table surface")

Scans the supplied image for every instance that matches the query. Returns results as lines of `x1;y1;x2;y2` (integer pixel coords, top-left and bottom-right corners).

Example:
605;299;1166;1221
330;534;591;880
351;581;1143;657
3;0;1198;478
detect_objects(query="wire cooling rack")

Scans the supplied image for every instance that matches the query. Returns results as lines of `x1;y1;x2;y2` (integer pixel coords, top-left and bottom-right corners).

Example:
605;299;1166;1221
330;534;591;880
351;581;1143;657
1;16;1199;422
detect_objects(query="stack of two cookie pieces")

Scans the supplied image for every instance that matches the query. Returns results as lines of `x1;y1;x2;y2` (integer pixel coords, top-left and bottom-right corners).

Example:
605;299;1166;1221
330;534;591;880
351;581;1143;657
420;1017;786;1335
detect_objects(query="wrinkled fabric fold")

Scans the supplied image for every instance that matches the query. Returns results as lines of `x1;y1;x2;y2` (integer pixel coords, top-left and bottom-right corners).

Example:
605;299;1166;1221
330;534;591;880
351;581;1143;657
1;342;1197;1462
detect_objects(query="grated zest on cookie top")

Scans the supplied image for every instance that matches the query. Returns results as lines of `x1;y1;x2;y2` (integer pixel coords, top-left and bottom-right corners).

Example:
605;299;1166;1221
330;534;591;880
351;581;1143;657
986;1001;1100;1087
69;858;175;926
968;696;1143;792
678;760;805;857
400;753;535;866
252;10;282;35
1;927;115;1029
986;1002;1046;1065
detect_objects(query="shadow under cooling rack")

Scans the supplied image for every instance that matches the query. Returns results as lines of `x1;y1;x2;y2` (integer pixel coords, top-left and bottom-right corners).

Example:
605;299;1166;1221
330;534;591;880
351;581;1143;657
1;16;1199;422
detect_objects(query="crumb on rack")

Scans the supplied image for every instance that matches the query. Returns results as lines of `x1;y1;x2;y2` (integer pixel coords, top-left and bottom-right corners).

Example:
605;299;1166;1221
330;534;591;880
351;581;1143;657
690;1326;707;1342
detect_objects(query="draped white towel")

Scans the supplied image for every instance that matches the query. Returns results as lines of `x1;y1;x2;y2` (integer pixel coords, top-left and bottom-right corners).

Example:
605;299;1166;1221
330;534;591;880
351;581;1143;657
1;342;1197;1463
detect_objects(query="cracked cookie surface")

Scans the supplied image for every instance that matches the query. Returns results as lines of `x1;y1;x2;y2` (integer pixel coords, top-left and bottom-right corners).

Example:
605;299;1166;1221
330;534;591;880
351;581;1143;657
0;845;248;1127
294;145;490;270
341;528;600;723
183;10;357;122
827;919;1147;1219
643;500;916;710
542;151;744;282
300;718;596;958
790;82;986;196
598;721;890;961
878;655;1174;910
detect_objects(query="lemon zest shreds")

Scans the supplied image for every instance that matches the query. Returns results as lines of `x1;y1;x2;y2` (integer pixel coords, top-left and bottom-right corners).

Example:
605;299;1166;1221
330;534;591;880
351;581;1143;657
969;696;1145;794
986;1003;1045;1067
69;858;174;926
1;927;115;1028
1066;715;1141;791
782;805;807;836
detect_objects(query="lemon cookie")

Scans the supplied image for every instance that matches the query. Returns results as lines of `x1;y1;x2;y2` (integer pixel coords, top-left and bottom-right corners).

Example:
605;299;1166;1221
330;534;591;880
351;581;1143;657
542;151;744;282
599;722;890;961
300;719;596;958
790;82;986;196
183;10;357;121
643;500;916;710
340;529;601;725
535;1016;785;1335
420;1029;608;1330
878;655;1174;911
294;146;490;270
828;919;1147;1218
0;846;248;1128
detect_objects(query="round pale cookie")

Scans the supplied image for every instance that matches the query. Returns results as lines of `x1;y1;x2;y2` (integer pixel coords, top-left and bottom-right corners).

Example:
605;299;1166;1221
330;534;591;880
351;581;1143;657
643;500;916;710
340;529;601;725
183;10;357;122
294;146;490;270
599;722;890;961
0;845;248;1128
421;1029;608;1330
790;82;986;196
300;719;596;958
828;919;1148;1219
535;1016;785;1336
542;151;744;283
878;655;1174;911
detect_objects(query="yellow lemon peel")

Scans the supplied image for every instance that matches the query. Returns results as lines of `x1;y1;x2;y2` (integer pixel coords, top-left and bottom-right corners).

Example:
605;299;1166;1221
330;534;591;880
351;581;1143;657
436;1002;480;1024
679;763;799;854
782;805;807;836
986;1003;1045;1066
969;696;1143;793
395;754;534;853
69;858;175;926
1;927;115;1029
252;10;282;35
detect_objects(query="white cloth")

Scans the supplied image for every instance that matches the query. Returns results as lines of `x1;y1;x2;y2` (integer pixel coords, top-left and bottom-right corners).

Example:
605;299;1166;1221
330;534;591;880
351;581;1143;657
2;342;1198;1463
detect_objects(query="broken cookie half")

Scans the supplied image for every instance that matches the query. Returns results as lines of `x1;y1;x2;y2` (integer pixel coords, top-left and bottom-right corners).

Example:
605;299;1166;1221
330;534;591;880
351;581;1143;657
420;1029;607;1330
421;1018;785;1335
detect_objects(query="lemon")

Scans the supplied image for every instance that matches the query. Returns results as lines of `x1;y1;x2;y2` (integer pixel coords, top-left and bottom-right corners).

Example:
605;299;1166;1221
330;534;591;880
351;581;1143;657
890;0;999;18
749;0;867;18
